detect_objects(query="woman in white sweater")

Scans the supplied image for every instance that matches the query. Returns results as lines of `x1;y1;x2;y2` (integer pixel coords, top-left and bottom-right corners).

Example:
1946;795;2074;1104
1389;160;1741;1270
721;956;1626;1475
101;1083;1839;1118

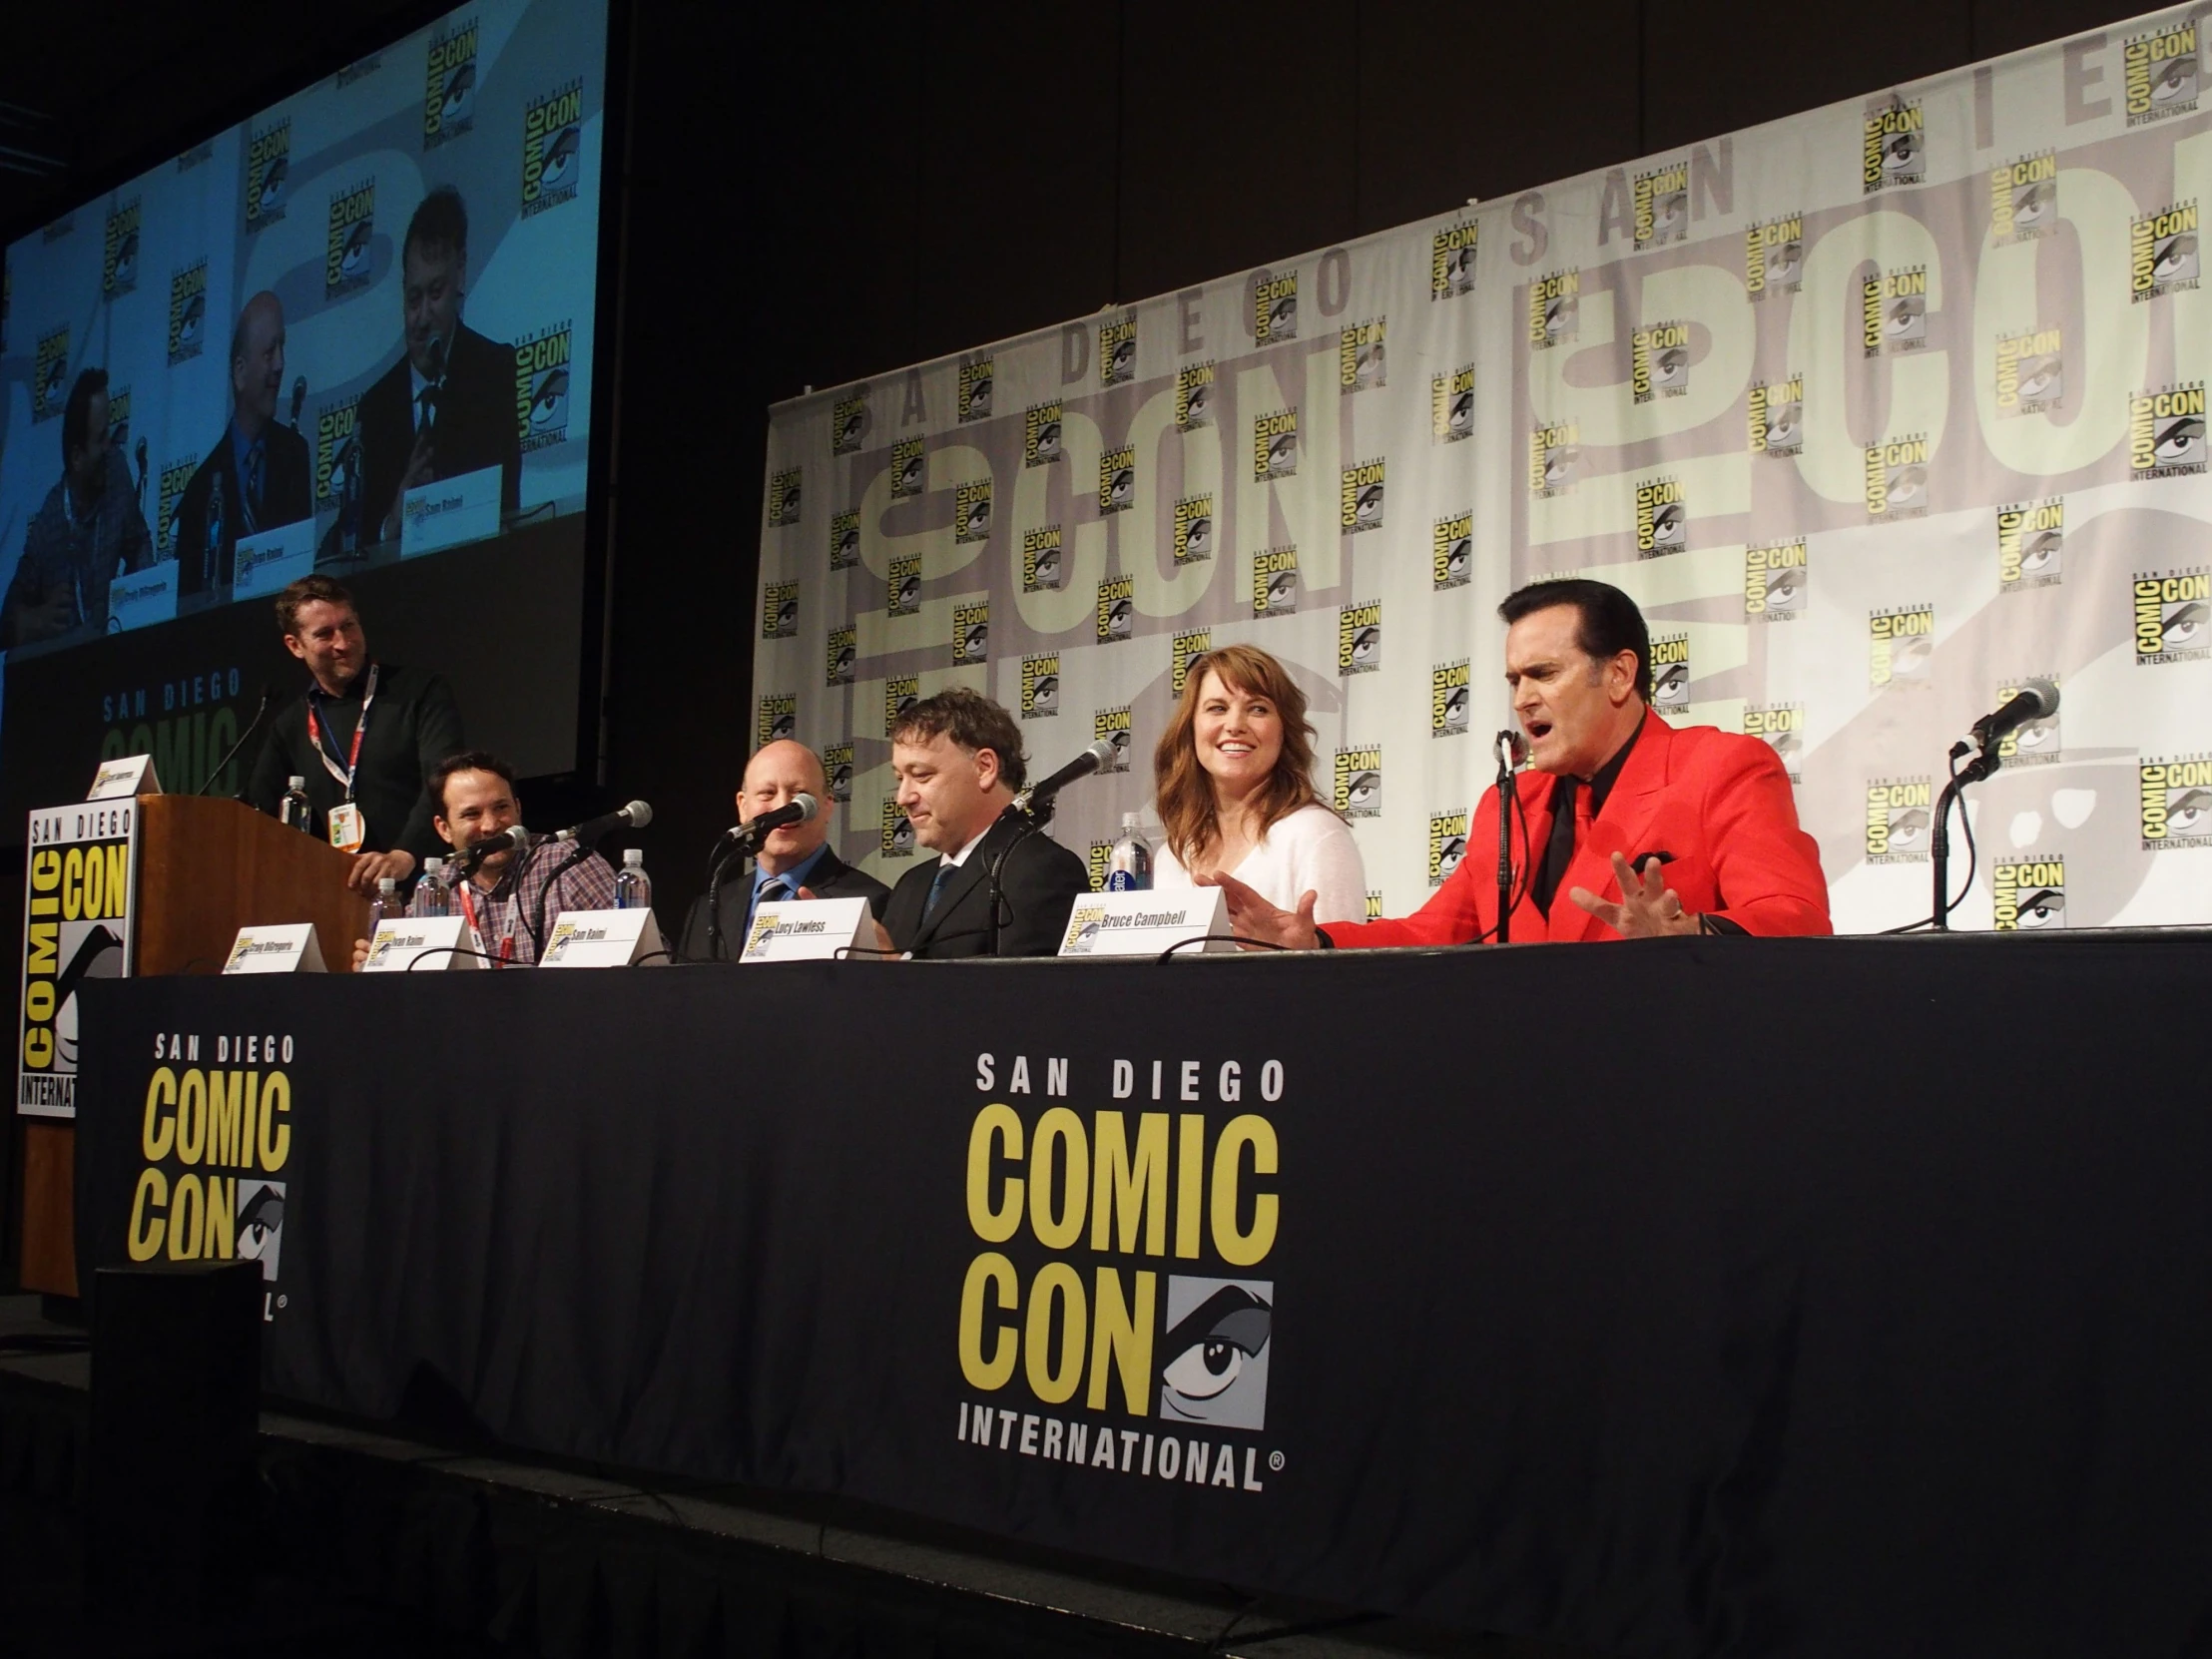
1150;644;1367;923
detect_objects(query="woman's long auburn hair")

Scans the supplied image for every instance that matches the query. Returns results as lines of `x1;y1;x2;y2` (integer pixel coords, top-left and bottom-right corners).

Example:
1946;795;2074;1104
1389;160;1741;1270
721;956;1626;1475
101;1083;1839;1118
1154;645;1330;870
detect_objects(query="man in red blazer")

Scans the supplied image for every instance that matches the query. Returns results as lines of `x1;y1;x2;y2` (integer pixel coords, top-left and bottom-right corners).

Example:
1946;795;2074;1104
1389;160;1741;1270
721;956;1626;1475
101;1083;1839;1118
1213;578;1832;946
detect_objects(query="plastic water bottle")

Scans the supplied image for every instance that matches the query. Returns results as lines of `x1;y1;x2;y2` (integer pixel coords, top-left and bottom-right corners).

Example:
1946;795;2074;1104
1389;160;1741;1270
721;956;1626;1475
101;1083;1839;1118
1106;813;1152;891
368;876;398;932
278;776;313;832
413;857;450;918
614;847;653;910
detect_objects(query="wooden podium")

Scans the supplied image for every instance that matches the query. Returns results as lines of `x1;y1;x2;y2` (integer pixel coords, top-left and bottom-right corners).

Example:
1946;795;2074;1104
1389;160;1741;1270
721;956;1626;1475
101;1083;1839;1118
22;796;371;1297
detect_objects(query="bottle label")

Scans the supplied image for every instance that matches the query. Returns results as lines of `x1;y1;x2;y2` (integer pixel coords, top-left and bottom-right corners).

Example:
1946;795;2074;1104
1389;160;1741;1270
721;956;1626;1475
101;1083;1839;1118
1105;869;1147;891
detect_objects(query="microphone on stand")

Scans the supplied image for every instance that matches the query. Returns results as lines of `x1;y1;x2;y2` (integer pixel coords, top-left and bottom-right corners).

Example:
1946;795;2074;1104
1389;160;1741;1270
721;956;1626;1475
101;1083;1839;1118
134;438;149;512
555;801;653;843
198;687;276;797
1494;730;1528;943
722;793;819;853
289;376;306;430
1017;740;1118;824
451;824;528;876
1949;684;2058;760
421;334;447;429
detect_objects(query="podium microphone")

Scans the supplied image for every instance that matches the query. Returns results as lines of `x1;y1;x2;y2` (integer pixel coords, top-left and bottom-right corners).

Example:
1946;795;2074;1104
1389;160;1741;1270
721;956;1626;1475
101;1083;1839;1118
134;438;149;507
1949;684;2058;760
198;686;275;797
721;793;818;851
1494;730;1528;943
555;800;653;843
452;825;528;875
1020;740;1118;818
289;376;306;430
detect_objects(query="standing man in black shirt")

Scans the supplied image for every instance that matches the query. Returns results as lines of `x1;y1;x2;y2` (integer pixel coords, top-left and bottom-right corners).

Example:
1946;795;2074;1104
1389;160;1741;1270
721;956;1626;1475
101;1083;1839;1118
247;574;462;896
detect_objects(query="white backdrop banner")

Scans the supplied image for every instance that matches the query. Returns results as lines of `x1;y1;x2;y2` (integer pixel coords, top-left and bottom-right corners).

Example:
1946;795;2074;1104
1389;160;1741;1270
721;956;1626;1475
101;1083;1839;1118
755;4;2212;934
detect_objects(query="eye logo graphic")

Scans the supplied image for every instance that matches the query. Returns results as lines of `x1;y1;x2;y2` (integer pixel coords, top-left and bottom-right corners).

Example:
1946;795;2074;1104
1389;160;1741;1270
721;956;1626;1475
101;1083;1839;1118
1159;1279;1272;1429
833;392;869;456
1254;271;1297;342
1176;363;1215;431
514;324;573;452
236;1181;286;1281
1023;526;1062;593
2131;201;2200;299
1745;541;1808;620
1865;778;1934;862
1529;271;1578;347
2124;21;2198;126
958;358;993;423
1099;447;1136;514
1863;98;1924;194
1100;317;1136;385
1023;400;1062;465
1992;857;2066;930
830;511;861;572
1746;215;1803;299
1991;153;2057;245
768;467;803;527
1432;511;1473;590
891;438;925;500
1650;636;1691;713
882;800;915;857
823;745;853;803
2141;757;2212;847
1744;706;1805;783
522;81;584;217
424;19;479;149
1428;812;1469;884
246;120;289;228
1998;499;2063;590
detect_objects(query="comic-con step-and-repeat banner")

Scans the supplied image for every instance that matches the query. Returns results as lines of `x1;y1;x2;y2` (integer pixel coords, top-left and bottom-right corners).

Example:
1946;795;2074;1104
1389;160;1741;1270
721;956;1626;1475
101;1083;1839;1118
752;3;2212;936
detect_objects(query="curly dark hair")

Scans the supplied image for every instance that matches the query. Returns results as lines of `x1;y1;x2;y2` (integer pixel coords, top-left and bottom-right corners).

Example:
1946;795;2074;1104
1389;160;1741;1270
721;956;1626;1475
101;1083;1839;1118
888;687;1027;791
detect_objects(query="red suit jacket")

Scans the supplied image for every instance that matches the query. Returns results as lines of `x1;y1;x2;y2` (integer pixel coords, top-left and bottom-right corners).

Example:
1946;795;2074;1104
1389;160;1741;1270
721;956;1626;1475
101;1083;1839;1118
1322;715;1832;946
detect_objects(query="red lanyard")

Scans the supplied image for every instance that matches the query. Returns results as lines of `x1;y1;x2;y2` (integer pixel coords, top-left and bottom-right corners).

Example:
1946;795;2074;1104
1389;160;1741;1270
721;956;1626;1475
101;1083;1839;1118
304;664;378;800
453;878;515;966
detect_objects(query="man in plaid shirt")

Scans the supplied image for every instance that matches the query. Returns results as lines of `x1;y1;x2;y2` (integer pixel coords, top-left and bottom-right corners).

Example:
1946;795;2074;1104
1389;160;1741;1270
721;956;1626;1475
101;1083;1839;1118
0;367;154;648
418;750;618;967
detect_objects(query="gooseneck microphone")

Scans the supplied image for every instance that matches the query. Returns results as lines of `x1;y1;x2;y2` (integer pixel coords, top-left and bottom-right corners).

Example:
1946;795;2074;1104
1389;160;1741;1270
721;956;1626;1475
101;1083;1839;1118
1494;731;1527;943
723;793;819;851
199;687;276;797
1020;740;1118;817
1949;685;2058;759
555;801;653;843
451;824;529;875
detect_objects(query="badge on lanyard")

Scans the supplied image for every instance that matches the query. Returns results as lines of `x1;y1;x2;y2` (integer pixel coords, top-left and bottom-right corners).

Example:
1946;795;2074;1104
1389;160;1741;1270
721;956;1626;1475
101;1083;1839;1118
326;801;365;852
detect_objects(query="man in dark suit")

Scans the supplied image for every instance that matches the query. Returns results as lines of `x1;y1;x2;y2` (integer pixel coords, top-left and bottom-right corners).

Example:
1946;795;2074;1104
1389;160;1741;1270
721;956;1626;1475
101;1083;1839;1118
175;292;313;598
358;185;521;545
677;739;889;962
876;688;1088;959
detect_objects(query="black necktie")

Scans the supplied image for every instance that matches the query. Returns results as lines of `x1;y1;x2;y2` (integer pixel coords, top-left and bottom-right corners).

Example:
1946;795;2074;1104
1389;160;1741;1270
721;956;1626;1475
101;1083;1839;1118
921;861;956;921
1532;776;1580;917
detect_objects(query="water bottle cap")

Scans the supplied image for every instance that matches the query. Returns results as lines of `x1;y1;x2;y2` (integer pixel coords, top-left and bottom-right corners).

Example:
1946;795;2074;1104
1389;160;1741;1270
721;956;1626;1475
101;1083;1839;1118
378;876;396;892
1121;812;1141;830
423;857;443;873
624;847;645;865
286;776;304;789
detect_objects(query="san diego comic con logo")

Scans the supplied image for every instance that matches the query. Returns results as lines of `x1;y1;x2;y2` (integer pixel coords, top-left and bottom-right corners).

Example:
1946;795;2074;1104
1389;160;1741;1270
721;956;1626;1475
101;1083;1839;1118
1432;221;1477;298
105;386;132;455
1530;421;1580;496
314;396;363;517
1650;635;1690;714
1432;511;1472;591
1869;604;1935;687
1097;576;1135;643
1992;856;2066;930
1333;747;1382;819
132;1036;296;1323
1022;526;1062;593
1253;547;1298;617
245;119;289;229
1100;317;1136;385
954;1060;1286;1488
1176;364;1215;432
1085;847;1113;892
1341;460;1384;535
1863;97;1924;194
1748;376;1802;456
887;555;922;618
103;200;140;297
1745;541;1808;620
2141;755;2212;849
158;458;195;553
768;467;803;527
1991;152;2056;245
1635;476;1685;558
1254;270;1297;342
1173;494;1213;566
756;694;797;749
830;510;860;572
1099;446;1135;515
1096;708;1132;774
762;581;799;641
324;178;375;300
1431;661;1470;738
1993;677;2060;766
514;323;572;452
424;17;479;150
1995;327;2062;417
2133;569;2210;664
953;602;989;667
1254;408;1297;480
1633;160;1688;250
1017;654;1061;721
2130;202;2199;300
882;800;915;857
956;479;991;545
833;389;869;456
891;437;925;499
1744;705;1805;782
1745;215;1803;299
2129;384;2206;478
827;626;856;687
1171;631;1211;697
1529;270;1579;348
32;327;67;423
1863;267;1927;356
1428;812;1468;884
958;358;993;424
521;80;583;218
1024;400;1062;466
1631;320;1689;404
823;744;853;804
168;264;208;367
1340;318;1385;393
1865;433;1930;520
1339;602;1382;677
1432;366;1473;443
884;676;920;730
1866;777;1934;863
1998;498;2063;590
2124;20;2198;126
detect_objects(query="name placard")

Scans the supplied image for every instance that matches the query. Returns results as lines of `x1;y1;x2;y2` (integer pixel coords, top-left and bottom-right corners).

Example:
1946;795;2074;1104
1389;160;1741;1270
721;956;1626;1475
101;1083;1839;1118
538;907;668;967
360;914;480;972
741;896;873;963
223;923;327;974
106;564;177;634
87;755;160;800
232;516;316;597
401;462;502;557
1057;888;1232;957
